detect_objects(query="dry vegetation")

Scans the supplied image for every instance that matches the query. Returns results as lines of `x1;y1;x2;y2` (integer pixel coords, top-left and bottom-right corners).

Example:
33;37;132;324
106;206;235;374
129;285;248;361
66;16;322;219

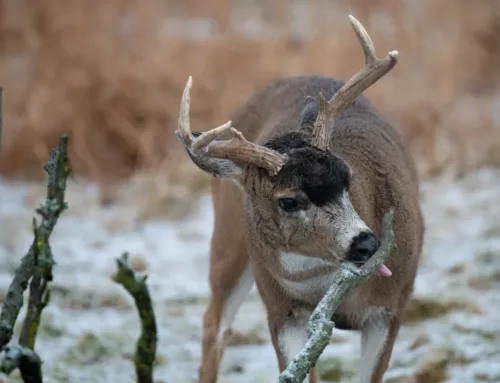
1;0;499;187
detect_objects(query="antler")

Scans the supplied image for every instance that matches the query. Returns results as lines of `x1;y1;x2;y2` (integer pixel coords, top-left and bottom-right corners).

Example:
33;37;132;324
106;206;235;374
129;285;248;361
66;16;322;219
176;77;287;176
311;15;399;150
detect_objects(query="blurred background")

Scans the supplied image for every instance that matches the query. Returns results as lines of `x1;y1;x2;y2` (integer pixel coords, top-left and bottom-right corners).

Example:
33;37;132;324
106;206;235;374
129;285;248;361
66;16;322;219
1;1;500;382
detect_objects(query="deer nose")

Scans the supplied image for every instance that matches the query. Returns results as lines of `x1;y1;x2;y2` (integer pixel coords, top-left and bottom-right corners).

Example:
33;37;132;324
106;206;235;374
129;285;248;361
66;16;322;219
347;232;379;264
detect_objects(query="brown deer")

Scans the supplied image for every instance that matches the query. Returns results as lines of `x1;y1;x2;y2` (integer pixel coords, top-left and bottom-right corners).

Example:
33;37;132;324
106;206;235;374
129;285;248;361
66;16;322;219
175;15;424;383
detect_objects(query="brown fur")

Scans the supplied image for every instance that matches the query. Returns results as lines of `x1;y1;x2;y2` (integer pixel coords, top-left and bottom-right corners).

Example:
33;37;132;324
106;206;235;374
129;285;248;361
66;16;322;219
191;75;424;383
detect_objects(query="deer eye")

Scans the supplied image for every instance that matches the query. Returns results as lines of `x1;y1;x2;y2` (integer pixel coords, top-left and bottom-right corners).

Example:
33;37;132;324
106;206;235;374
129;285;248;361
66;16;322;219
277;197;301;212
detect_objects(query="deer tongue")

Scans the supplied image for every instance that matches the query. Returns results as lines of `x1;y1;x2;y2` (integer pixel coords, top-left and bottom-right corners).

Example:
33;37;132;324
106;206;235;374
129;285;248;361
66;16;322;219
376;264;392;277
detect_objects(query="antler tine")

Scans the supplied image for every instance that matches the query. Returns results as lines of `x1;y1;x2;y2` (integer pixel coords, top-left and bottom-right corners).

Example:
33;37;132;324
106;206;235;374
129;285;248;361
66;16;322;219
178;76;194;147
206;128;288;176
350;15;378;66
311;15;399;150
175;76;287;176
191;121;232;152
176;76;233;153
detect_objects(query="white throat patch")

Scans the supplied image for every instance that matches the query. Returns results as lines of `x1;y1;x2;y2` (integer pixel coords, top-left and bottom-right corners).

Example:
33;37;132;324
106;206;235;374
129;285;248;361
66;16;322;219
277;252;336;302
279;252;332;274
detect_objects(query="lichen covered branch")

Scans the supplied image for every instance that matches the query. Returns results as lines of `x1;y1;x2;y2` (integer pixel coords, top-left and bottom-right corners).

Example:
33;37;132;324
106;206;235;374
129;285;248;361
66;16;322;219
0;136;70;383
0;135;70;352
113;252;158;383
18;272;52;349
278;208;396;383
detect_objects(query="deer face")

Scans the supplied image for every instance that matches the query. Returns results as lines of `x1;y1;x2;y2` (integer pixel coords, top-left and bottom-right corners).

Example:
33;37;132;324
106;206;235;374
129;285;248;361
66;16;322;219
175;77;380;266
241;133;379;265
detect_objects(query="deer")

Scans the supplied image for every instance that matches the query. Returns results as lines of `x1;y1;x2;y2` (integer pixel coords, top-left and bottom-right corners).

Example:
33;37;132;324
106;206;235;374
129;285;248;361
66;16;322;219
175;15;424;383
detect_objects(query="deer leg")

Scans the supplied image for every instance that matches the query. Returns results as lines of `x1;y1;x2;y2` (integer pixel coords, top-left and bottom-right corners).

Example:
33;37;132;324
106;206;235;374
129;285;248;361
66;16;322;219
198;247;254;383
267;308;317;383
358;311;400;383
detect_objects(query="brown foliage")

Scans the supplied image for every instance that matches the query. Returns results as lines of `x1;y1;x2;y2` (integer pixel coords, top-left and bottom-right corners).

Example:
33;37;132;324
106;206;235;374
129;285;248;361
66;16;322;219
0;0;499;185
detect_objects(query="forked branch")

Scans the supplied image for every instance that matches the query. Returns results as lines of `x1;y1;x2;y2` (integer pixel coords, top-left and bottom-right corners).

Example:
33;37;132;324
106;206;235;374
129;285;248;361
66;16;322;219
278;208;396;383
0;135;71;383
312;15;399;149
175;77;287;176
0;136;70;353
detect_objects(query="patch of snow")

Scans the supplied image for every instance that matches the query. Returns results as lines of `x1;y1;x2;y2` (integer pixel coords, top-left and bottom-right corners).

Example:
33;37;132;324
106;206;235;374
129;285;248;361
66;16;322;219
1;168;500;382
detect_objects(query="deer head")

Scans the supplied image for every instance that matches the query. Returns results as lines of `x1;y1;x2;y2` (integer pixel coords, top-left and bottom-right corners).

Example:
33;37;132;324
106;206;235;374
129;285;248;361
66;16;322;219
175;15;398;274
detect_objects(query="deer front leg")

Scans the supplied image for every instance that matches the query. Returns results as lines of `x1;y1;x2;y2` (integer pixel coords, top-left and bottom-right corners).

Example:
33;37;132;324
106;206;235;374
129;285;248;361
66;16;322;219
199;260;254;383
358;310;401;383
268;307;317;383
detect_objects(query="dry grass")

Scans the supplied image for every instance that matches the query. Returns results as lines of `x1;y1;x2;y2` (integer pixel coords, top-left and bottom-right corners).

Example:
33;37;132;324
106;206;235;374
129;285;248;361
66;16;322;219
1;0;499;190
402;296;481;324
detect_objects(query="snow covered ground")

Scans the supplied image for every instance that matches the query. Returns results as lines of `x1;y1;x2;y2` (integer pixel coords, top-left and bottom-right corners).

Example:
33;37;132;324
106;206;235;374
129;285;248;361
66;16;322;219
1;168;500;383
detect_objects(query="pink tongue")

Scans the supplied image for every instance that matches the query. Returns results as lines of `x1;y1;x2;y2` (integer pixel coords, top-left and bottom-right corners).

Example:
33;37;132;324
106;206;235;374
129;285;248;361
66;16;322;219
376;264;392;277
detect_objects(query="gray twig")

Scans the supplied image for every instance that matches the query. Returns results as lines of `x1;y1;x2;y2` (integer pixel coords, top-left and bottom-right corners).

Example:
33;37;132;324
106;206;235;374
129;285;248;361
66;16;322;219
278;208;396;383
113;252;158;383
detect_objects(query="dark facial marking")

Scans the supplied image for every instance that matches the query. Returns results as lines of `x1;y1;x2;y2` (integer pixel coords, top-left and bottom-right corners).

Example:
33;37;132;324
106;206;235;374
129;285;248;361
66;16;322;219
265;133;351;207
265;131;310;152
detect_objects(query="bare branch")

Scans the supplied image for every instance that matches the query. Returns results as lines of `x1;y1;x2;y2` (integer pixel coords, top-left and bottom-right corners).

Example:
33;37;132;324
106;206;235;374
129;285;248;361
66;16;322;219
0;135;71;352
278;208;396;383
0;136;70;382
112;252;158;383
18;219;52;350
18;274;51;349
0;344;42;383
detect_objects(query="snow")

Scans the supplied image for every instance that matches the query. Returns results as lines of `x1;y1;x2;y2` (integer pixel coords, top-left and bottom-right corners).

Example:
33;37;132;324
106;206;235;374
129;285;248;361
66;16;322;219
1;168;500;382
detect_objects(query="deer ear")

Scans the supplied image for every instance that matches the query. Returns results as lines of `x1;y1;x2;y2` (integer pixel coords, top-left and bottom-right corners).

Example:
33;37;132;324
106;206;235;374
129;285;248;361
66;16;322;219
176;130;244;179
299;96;319;130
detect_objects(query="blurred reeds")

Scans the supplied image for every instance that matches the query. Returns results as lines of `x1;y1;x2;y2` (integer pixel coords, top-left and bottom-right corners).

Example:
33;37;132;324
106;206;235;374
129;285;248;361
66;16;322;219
0;0;499;187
